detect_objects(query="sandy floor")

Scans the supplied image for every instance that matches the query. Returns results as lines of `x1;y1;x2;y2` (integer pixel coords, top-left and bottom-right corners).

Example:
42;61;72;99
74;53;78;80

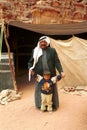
0;74;87;130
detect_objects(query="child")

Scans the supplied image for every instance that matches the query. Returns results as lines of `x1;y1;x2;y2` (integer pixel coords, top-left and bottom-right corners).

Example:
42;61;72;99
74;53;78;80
35;71;61;112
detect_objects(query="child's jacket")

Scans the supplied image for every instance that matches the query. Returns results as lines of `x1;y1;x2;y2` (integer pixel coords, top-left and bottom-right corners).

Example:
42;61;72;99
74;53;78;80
35;74;61;95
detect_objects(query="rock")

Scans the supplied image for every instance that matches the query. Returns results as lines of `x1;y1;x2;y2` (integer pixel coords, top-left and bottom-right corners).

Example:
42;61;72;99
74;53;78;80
0;89;22;105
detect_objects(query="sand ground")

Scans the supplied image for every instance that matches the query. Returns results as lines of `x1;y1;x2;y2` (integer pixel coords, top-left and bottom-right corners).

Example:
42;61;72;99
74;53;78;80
0;74;87;130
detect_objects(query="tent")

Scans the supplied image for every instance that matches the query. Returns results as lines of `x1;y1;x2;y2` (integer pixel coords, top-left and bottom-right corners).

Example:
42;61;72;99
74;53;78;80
9;21;87;35
50;36;87;88
0;21;87;90
8;21;87;88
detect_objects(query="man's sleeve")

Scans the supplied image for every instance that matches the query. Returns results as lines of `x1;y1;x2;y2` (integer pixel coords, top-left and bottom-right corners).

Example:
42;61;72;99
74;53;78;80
54;48;63;74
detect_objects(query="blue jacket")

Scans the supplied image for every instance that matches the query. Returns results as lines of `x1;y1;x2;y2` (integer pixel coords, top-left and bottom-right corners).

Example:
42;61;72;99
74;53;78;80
38;78;54;94
35;74;61;95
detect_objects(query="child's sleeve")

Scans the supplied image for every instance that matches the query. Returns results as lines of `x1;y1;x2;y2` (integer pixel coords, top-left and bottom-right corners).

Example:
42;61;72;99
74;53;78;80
51;76;57;84
36;74;43;82
51;75;62;84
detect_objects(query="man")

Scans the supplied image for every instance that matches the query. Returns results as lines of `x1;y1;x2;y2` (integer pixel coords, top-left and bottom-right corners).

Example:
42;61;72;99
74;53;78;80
28;36;65;110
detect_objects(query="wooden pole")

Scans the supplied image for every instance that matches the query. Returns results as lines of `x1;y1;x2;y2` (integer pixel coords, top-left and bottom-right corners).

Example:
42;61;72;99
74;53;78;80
4;24;18;93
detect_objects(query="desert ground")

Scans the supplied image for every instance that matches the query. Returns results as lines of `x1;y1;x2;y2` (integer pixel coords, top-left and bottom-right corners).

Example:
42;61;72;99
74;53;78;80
0;73;87;130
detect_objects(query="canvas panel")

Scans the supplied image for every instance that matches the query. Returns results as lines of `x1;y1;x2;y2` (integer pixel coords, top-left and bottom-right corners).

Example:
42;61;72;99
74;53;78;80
50;36;87;88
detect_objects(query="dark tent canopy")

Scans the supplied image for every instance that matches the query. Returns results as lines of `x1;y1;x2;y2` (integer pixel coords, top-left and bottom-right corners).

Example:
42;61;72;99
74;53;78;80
9;21;87;35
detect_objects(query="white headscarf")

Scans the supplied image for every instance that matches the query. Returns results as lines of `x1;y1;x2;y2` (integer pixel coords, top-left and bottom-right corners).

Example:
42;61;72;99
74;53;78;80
29;36;50;81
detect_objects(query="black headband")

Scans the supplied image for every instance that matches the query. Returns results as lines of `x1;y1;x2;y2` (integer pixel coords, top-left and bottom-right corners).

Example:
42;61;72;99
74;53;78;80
38;36;47;42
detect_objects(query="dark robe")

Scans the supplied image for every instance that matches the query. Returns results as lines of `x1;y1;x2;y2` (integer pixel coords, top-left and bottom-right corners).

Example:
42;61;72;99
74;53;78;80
28;47;63;110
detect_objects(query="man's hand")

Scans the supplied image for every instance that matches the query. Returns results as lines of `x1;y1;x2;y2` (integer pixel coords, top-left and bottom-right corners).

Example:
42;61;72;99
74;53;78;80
61;72;65;78
29;70;35;76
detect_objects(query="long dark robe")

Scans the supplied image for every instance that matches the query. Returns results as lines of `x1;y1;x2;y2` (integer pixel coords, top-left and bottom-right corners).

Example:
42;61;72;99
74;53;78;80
28;47;63;110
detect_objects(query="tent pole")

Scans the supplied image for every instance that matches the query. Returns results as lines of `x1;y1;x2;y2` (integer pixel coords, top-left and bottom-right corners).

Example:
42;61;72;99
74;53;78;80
4;24;18;93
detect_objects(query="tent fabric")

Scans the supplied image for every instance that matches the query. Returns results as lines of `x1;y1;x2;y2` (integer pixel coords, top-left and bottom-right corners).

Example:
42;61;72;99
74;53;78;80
9;21;87;35
50;36;87;88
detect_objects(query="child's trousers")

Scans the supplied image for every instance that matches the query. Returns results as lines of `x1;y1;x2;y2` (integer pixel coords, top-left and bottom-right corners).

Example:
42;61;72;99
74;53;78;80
41;93;53;111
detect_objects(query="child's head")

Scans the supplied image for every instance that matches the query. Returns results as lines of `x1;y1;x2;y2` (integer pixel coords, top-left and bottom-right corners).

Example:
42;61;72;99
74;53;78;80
43;71;51;80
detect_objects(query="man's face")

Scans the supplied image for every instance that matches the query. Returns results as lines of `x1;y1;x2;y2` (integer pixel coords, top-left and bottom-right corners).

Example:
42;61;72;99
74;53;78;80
39;40;47;49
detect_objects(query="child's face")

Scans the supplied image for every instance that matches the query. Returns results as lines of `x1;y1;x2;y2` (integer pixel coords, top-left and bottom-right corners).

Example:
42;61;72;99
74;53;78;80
43;74;51;80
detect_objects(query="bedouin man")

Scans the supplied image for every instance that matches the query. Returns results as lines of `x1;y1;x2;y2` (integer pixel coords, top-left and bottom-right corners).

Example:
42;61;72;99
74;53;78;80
28;36;65;110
